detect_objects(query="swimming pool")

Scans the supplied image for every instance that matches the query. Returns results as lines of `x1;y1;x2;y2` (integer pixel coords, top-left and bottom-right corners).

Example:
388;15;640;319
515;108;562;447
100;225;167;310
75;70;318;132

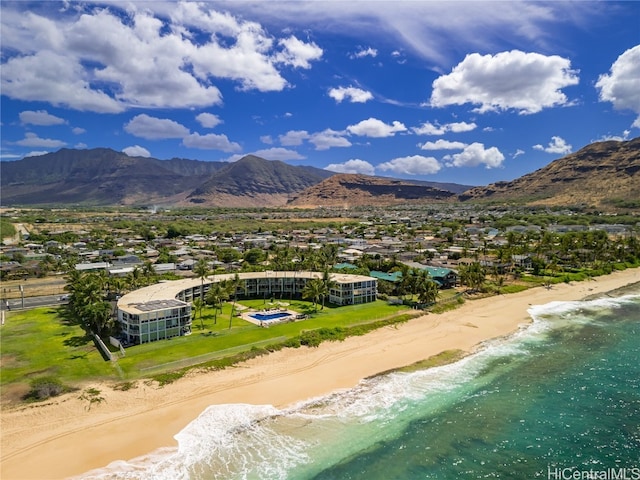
249;311;291;322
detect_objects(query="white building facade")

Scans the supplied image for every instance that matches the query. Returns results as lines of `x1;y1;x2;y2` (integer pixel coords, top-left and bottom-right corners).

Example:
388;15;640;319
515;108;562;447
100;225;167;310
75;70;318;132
117;271;378;345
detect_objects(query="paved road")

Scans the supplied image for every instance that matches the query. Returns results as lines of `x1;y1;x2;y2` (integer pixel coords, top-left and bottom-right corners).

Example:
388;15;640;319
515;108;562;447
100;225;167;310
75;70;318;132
3;295;67;311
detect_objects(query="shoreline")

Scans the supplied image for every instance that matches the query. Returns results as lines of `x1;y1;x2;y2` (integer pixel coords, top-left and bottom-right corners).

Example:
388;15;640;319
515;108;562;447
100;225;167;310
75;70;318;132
2;268;639;480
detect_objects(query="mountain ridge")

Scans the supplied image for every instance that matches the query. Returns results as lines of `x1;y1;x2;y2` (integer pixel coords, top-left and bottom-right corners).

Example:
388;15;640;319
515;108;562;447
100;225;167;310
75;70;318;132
459;138;640;207
1;138;637;209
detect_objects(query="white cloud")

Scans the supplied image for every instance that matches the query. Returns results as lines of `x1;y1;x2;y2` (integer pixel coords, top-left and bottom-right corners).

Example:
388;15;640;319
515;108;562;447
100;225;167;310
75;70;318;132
350;46;378;59
419;139;467;150
19;110;66;126
182;132;241;152
251;147;305;161
328;86;373;103
14;132;66;148
72;127;86;134
444;143;505;168
260;135;274;144
74;142;87;149
431;50;579;114
0;4;324;112
347;117;407;137
412;121;477;135
595;130;631;142
123;145;151;157
533;136;572;154
325;159;375;175
125;114;190;140
206;2;601;69
513;149;525;158
378;155;441;175
275;36;323;69
196;112;223;128
309;129;352;150
279;130;310;146
596;45;640;128
24;150;50;157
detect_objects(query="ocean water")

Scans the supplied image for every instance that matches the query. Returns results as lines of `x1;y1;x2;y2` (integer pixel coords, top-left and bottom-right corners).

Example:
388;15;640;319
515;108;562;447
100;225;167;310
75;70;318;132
79;289;640;480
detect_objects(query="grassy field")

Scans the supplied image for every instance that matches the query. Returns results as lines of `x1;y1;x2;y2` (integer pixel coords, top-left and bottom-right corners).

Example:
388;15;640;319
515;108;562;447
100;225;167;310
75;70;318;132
0;307;116;387
0;299;412;401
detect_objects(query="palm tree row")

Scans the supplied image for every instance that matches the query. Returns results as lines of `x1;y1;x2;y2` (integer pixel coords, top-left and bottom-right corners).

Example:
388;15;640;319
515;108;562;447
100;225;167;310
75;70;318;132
64;269;113;337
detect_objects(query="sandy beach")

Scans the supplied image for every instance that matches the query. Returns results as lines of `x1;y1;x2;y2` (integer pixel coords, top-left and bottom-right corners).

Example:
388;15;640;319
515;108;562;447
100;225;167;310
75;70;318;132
2;268;639;480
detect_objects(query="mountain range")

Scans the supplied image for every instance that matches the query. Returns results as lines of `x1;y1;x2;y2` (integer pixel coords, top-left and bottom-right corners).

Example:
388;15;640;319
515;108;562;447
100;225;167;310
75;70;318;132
1;138;638;209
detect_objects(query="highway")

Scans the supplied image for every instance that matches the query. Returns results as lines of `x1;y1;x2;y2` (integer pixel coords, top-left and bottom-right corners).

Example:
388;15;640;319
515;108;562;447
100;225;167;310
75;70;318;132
3;295;67;311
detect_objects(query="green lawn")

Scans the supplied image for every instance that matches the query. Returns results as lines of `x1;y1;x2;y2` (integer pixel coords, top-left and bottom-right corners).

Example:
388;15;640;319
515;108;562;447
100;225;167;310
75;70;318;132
1;299;411;393
0;307;116;386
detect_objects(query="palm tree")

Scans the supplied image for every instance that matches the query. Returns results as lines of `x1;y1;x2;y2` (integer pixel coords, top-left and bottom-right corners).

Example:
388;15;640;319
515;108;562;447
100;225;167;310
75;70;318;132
320;270;337;309
399;266;418;300
459;262;486;292
83;300;113;337
227;273;243;330
141;260;156;286
193;258;210;303
192;297;205;330
126;266;143;291
205;281;228;325
415;269;439;305
302;278;324;311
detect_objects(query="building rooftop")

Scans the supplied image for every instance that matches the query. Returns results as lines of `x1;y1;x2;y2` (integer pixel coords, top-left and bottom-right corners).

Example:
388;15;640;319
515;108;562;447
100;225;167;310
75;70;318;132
118;271;377;313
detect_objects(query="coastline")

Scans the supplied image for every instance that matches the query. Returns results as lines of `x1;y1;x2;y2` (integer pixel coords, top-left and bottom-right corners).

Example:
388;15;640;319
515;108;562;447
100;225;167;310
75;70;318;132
1;268;639;480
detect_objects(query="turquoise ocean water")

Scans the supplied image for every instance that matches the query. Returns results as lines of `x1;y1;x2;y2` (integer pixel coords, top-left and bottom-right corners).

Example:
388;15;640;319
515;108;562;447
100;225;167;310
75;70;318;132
79;287;640;480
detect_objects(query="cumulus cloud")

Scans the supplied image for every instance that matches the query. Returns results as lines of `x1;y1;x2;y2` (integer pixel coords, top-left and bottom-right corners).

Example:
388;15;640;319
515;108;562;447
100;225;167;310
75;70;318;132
431;50;579;114
123;145;151;157
413;121;477;135
196;112;223;128
325;159;376;175
250;147;305;161
444;143;505;168
378;155;441;175
328;86;373;103
595;45;640;128
260;135;273;144
125;114;190;140
182;132;241;152
533;136;572;154
1;50;125;113
14;132;66;148
419;139;467;150
0;4;323;112
19;109;66;126
279;130;310;146
350;46;377;59
72;127;86;134
513;149;525;158
309;129;352;150
275;36;323;68
347;117;407;137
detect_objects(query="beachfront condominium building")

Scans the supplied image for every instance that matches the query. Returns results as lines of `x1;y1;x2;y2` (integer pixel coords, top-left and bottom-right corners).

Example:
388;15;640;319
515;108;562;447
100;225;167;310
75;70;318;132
117;271;378;345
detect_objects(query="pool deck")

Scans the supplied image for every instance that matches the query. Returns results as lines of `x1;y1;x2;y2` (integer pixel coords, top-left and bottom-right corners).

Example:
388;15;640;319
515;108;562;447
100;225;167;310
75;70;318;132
241;308;304;327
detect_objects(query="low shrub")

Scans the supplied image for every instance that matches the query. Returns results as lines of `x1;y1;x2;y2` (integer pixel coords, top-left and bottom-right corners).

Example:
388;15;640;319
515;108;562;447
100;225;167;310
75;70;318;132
23;376;75;402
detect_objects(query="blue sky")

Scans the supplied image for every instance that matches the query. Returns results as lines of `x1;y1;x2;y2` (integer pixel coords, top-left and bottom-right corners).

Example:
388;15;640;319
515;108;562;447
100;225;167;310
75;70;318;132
1;1;638;186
